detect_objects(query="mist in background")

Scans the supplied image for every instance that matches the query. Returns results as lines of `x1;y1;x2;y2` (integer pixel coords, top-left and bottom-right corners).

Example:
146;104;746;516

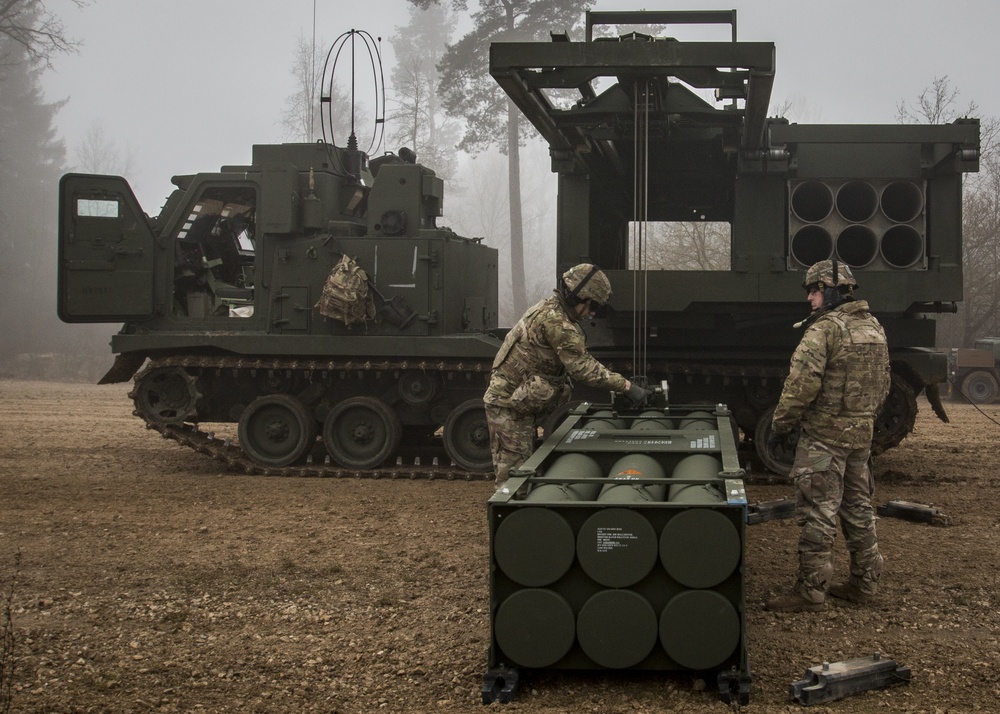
2;0;998;380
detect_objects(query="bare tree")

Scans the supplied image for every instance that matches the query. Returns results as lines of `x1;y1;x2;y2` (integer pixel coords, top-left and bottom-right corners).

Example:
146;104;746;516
0;0;83;66
280;34;326;142
638;222;730;271
74;120;136;176
280;35;365;145
387;2;459;178
769;94;822;123
896;76;977;125
897;78;1000;347
956;118;1000;343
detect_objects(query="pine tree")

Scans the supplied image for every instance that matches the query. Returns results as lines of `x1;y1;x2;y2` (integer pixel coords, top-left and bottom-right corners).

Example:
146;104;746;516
409;0;593;317
0;29;68;357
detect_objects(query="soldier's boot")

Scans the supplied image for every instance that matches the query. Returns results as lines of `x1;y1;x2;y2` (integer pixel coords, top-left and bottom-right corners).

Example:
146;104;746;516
765;590;828;612
831;549;883;604
827;581;873;604
767;555;832;612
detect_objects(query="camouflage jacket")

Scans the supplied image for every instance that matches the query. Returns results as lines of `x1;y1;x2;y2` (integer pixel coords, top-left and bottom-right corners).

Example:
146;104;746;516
772;300;890;448
484;294;627;410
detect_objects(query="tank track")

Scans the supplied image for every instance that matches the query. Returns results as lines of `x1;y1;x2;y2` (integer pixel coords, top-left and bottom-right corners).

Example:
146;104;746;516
128;354;919;481
131;355;493;480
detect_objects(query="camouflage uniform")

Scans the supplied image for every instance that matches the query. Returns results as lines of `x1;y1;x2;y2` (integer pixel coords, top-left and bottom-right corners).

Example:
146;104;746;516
773;298;890;604
484;293;627;487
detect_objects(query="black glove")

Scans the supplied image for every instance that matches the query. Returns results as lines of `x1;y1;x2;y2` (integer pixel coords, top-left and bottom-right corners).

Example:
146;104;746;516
625;383;652;408
766;428;789;452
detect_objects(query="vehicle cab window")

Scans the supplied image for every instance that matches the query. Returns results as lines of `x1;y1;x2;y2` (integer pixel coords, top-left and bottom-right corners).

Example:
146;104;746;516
172;185;257;318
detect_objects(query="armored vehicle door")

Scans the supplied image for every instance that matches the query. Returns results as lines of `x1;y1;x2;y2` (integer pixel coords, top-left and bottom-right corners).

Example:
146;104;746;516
58;174;155;322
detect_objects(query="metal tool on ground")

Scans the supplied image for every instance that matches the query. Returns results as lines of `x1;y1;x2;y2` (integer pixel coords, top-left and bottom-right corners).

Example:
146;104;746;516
790;652;911;705
876;500;952;526
746;498;796;525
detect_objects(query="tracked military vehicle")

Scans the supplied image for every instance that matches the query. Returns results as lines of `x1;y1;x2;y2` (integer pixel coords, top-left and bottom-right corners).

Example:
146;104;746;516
58;138;501;474
490;9;979;472
56;27;506;477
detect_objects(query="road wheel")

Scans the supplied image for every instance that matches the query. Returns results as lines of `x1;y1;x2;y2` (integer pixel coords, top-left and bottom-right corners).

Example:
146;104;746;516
397;370;440;406
322;396;401;469
961;370;999;404
873;373;917;453
753;405;797;478
443;399;493;472
238;394;316;467
132;366;201;425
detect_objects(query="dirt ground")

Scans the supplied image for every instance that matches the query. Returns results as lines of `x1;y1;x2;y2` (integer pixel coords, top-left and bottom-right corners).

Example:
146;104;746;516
0;379;998;714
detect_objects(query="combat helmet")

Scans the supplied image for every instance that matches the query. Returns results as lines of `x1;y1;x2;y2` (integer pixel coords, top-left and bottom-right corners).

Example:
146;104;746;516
562;263;612;306
803;259;857;291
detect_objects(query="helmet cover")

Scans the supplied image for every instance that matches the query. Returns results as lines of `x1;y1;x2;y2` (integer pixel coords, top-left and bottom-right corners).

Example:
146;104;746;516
562;263;612;305
803;259;857;290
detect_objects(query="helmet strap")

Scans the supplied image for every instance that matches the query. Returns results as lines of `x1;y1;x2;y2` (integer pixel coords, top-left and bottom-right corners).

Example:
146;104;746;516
566;264;600;304
823;258;843;309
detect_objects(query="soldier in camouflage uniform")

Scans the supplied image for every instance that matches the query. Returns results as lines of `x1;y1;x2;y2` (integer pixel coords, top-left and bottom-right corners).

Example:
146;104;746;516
484;264;651;489
765;259;890;612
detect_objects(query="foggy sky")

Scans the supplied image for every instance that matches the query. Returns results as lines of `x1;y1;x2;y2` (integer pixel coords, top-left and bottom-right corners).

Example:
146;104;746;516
43;0;1000;213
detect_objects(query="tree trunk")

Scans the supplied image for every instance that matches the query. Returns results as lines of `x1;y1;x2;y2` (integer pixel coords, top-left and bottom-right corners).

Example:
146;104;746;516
506;97;527;316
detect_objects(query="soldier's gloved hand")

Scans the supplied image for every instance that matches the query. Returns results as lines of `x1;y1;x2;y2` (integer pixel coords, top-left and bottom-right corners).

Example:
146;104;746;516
625;383;652;408
766;428;789;452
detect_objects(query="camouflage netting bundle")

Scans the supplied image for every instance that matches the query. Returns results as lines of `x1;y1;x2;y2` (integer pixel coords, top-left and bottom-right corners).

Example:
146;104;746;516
314;254;376;327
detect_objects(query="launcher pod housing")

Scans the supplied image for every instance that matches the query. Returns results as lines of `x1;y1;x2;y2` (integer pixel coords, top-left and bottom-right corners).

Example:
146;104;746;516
484;400;751;705
490;9;980;475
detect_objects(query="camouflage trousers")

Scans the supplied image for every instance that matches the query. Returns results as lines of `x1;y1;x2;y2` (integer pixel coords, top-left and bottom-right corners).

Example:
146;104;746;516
790;431;883;603
484;403;537;487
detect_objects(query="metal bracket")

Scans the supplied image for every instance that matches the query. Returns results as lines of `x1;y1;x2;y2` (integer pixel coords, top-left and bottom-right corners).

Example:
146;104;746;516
481;667;520;704
876;500;952;526
717;663;752;705
725;479;747;506
790;653;910;705
746;498;795;525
